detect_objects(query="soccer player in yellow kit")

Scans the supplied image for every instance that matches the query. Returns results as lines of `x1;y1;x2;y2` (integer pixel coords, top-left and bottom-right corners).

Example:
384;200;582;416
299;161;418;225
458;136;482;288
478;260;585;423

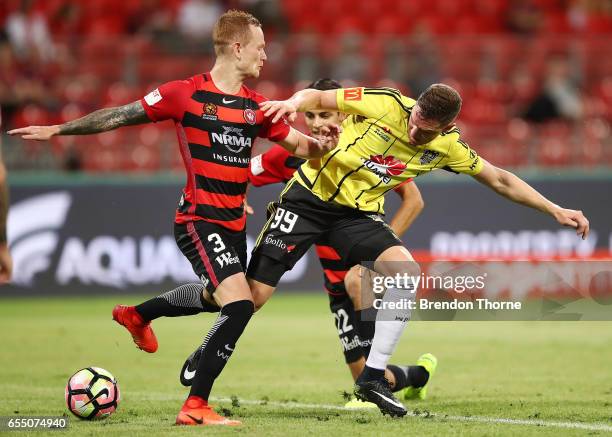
247;84;590;416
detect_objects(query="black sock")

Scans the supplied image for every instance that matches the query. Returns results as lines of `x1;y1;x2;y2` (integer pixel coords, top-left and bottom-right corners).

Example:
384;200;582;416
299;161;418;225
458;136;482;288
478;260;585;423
359;365;386;382
387;364;429;391
135;283;220;322
386;364;409;392
355;307;377;358
407;365;429;388
329;294;364;364
190;300;254;400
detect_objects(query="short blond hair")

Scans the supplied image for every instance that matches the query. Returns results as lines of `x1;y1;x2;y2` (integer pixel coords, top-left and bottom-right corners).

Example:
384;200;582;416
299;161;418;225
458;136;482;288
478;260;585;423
213;10;261;56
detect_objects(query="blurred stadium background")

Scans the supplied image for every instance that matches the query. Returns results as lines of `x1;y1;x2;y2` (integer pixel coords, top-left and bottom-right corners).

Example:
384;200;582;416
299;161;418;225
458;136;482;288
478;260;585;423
1;0;610;296
2;0;612;171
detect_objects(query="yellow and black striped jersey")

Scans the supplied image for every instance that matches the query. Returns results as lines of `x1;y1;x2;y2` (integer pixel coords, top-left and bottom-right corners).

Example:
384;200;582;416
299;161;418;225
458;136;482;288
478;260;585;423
294;87;483;214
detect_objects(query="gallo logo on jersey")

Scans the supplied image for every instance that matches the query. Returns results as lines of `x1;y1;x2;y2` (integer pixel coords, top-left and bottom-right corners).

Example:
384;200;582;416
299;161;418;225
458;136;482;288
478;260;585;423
8;192;72;286
363;155;406;183
211;126;253;153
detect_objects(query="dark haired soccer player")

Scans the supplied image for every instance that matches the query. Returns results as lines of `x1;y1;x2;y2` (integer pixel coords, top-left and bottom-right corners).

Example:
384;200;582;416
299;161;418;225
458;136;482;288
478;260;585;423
250;83;590;416
179;78;436;408
9;10;338;426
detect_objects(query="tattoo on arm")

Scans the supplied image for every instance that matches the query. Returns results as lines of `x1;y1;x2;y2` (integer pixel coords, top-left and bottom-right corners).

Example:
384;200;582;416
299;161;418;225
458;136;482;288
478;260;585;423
59;101;150;135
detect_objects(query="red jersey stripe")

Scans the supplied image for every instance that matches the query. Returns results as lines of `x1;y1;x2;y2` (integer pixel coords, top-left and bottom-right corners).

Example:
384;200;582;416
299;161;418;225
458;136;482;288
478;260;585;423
214;106;256;124
192;158;249;183
175;212;246;232
323;269;348;284
182;126;211;147
196;189;245;209
315;245;342;261
176;123;197;217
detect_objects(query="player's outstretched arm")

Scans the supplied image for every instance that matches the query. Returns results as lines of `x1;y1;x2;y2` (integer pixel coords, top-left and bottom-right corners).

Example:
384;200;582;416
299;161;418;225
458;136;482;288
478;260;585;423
390;181;425;236
261;89;338;123
473;159;590;239
7;101;151;141
278;125;340;159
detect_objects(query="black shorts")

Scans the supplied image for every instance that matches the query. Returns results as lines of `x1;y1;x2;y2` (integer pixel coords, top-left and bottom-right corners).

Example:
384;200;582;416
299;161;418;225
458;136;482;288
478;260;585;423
247;181;402;287
174;220;247;294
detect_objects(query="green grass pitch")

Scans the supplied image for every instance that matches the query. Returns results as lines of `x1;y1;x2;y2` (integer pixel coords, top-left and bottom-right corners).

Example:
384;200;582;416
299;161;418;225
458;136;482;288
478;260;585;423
1;292;611;436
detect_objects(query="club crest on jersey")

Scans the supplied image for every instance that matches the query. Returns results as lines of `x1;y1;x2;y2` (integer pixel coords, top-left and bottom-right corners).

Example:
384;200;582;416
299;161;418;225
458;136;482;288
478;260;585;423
211;126;252;153
363;154;406;183
202;102;218;121
243;108;256;125
420;149;440;165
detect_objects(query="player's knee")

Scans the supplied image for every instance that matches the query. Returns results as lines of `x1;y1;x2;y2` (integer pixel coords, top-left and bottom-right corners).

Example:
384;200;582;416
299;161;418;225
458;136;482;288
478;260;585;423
248;279;274;312
344;267;362;301
253;295;266;312
221;299;254;321
385;260;421;281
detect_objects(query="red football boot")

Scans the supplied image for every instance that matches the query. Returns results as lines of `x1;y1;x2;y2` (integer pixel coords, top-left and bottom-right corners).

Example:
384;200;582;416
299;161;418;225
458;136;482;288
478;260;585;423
112;305;158;353
175;396;241;426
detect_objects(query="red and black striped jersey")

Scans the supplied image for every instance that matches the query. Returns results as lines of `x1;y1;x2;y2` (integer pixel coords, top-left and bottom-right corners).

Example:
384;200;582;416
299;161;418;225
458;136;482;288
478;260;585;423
140;72;290;231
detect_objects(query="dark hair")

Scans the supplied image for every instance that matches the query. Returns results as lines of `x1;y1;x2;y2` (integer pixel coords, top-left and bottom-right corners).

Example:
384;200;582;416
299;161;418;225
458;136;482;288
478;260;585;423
306;78;342;91
416;84;462;125
213;10;261;56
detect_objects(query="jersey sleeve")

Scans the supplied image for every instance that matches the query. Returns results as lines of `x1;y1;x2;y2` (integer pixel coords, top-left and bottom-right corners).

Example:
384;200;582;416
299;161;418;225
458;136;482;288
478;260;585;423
444;138;483;175
140;79;193;122
393;178;413;192
336;87;405;120
258;115;291;142
249;145;294;186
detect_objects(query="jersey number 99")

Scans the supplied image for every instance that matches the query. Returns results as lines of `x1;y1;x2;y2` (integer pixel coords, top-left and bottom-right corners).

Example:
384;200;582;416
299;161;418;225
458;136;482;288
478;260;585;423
270;208;298;233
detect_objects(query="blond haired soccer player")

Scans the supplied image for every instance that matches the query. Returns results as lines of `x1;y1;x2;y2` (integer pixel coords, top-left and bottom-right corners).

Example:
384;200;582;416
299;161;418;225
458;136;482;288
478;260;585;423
248;84;590;417
9;10;338;426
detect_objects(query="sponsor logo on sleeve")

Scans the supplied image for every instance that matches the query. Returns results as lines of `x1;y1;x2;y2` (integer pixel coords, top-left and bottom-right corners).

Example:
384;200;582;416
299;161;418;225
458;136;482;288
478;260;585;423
144;88;162;106
469;156;480;171
250;154;265;175
344;88;363;101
